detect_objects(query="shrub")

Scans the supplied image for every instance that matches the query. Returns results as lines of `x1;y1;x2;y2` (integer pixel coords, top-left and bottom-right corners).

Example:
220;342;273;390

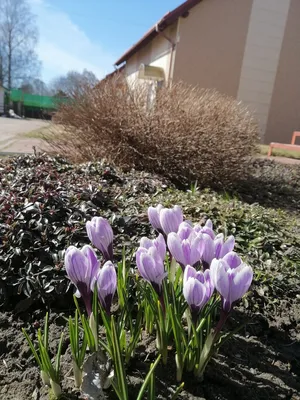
51;76;259;188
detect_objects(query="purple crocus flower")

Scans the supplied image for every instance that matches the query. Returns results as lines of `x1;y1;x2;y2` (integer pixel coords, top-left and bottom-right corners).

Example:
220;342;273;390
214;234;235;259
136;246;167;295
65;245;99;315
210;258;253;313
200;233;235;270
167;230;202;270
86;217;114;262
95;261;117;315
148;204;183;236
140;233;166;261
183;265;214;317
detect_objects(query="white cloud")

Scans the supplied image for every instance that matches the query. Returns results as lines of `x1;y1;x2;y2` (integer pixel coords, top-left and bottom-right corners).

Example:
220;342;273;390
29;0;115;83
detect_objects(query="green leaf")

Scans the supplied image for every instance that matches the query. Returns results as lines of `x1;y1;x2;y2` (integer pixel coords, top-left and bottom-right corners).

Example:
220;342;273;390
111;316;128;400
171;382;185;400
22;328;42;370
136;355;161;400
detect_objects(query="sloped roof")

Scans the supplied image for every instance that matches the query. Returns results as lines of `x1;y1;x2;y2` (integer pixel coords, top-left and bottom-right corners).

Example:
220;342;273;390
114;0;202;66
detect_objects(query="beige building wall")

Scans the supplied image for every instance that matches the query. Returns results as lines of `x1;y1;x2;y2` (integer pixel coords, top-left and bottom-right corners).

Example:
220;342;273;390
122;0;299;143
265;0;300;144
237;0;291;140
173;0;253;97
125;24;178;86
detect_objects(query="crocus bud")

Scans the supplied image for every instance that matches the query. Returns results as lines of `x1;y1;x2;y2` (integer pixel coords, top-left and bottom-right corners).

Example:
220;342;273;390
65;245;99;315
148;204;164;232
160;205;183;235
50;380;62;398
136;246;167;295
200;234;215;269
95;261;117;315
86;217;114;262
40;370;50;386
167;231;202;270
140;233;166;261
210;258;253;312
183;265;214;305
183;265;213;317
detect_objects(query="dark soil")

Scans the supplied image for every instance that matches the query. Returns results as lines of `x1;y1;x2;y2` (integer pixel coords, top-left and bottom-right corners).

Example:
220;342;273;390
233;158;300;213
0;276;299;400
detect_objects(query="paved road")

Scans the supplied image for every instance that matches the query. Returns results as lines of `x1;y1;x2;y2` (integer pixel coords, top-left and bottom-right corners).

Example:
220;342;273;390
0;118;49;153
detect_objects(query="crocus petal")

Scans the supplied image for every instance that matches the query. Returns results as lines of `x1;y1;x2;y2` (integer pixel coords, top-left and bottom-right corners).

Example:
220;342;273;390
167;232;185;265
177;222;194;240
183;265;197;283
210;259;230;300
205;219;213;230
174;205;184;227
200;226;215;239
229;264;253;306
219;235;235;258
214;235;224;259
148;205;163;231
201;234;215;265
147;247;165;282
160;206;183;235
203;269;214;298
96;261;117;313
222;251;242;269
65;246;91;287
153;233;167;261
136;248;148;280
140;237;154;249
182;240;192;266
189;235;202;266
81;245;99;278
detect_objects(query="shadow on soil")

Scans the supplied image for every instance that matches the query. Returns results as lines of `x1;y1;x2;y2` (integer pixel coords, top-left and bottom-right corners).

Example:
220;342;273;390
232;159;300;213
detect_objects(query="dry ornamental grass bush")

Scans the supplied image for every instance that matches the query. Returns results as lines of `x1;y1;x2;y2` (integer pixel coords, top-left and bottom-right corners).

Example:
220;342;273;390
51;76;259;188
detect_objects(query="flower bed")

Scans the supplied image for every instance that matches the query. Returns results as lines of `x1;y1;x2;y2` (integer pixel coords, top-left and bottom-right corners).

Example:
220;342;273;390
0;155;299;399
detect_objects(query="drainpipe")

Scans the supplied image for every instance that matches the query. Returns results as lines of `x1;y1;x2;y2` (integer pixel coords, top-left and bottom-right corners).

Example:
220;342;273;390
155;23;177;85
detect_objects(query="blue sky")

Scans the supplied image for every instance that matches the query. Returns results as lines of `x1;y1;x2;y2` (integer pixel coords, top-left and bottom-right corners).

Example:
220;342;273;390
29;0;184;83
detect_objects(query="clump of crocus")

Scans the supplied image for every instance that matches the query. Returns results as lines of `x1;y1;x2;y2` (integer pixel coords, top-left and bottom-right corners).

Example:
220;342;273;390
65;245;99;315
136;244;167;295
183;265;214;319
86;216;114;262
148;204;183;236
94;261;117;315
167;222;203;271
210;252;253;313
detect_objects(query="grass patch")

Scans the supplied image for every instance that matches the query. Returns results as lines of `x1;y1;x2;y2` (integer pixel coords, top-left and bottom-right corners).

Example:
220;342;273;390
19;126;51;139
259;144;300;159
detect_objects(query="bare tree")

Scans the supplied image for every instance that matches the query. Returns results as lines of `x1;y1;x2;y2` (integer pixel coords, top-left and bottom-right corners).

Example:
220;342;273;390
50;69;98;97
20;78;49;95
0;0;40;89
